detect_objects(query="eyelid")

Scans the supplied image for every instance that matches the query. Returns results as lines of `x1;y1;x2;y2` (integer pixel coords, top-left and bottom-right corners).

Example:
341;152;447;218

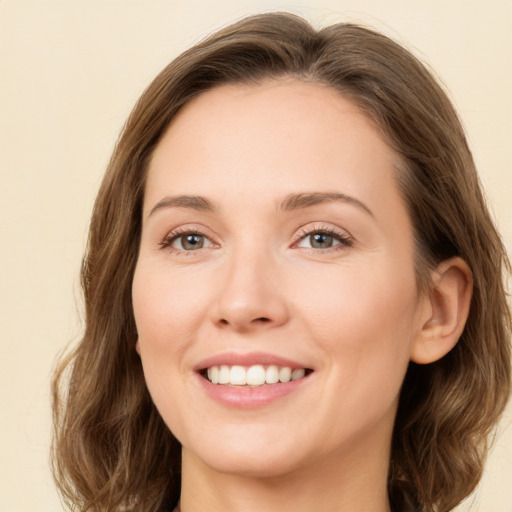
158;222;353;253
159;224;218;252
291;223;354;250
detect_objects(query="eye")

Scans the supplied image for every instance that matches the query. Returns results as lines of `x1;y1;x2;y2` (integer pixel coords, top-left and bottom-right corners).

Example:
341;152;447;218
160;230;215;251
295;228;353;250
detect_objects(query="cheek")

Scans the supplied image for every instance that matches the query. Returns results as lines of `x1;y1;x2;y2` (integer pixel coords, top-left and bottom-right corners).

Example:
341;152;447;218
132;262;210;354
132;263;206;427
295;256;417;337
293;260;418;391
309;279;416;443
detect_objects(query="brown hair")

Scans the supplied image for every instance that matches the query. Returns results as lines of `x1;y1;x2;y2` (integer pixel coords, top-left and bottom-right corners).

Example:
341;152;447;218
52;12;511;512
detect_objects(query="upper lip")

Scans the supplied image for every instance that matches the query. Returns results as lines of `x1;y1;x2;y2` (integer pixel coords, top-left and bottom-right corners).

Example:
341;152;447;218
194;351;311;372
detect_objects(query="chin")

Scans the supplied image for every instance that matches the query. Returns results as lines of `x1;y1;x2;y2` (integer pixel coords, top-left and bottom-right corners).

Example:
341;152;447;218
197;450;303;479
181;427;310;478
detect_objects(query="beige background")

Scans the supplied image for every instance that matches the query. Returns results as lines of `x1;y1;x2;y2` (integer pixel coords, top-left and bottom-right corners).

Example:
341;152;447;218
1;1;511;510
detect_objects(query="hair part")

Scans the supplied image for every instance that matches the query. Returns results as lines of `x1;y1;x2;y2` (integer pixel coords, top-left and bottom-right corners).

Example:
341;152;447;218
52;12;511;512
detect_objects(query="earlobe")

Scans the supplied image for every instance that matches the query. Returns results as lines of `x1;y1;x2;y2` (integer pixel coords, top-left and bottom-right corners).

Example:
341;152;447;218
411;257;473;365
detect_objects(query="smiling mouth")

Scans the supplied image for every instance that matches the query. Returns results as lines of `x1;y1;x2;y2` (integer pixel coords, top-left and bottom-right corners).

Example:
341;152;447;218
201;364;313;387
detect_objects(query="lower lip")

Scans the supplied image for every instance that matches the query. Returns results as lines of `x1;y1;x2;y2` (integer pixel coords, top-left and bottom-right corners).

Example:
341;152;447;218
196;373;312;409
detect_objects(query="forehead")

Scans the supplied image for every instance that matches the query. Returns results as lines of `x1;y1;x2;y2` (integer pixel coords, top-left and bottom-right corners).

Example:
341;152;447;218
145;80;403;218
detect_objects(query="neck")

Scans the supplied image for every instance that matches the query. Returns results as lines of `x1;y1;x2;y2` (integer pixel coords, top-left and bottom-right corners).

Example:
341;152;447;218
179;438;392;512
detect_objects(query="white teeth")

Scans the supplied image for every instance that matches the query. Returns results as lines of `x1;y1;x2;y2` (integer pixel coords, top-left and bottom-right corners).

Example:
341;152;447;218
246;365;266;385
230;365;246;385
265;365;279;384
219;365;230;384
209;366;219;384
205;364;309;386
278;366;292;383
291;368;305;381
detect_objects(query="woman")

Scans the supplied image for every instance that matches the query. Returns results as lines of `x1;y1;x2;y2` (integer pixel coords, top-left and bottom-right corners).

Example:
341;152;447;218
51;12;511;512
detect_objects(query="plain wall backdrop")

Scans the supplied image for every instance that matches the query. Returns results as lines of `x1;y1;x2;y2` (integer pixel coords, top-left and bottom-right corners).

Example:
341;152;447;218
1;1;511;510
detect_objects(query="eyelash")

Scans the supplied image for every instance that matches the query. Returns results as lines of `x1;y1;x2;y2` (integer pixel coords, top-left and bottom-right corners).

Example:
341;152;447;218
159;225;354;254
293;226;354;251
159;226;214;252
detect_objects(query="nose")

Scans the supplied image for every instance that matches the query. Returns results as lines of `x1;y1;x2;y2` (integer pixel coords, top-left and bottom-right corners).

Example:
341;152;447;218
210;246;289;332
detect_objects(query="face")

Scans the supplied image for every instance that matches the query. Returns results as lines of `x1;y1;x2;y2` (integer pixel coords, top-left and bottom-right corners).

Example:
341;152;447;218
132;80;429;478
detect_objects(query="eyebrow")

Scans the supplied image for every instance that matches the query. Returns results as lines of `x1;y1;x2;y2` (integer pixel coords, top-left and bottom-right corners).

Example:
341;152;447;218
280;192;374;217
149;195;216;217
148;191;374;218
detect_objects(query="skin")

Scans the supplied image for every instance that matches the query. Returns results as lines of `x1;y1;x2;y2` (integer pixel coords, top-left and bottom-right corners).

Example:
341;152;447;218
132;80;472;512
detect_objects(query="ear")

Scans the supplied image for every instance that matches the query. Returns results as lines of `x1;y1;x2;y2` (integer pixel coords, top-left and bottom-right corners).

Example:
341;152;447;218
411;257;473;365
135;339;141;356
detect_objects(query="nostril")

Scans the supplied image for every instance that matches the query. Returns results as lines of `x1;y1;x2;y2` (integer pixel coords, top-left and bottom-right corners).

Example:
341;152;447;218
253;317;271;323
216;314;277;329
